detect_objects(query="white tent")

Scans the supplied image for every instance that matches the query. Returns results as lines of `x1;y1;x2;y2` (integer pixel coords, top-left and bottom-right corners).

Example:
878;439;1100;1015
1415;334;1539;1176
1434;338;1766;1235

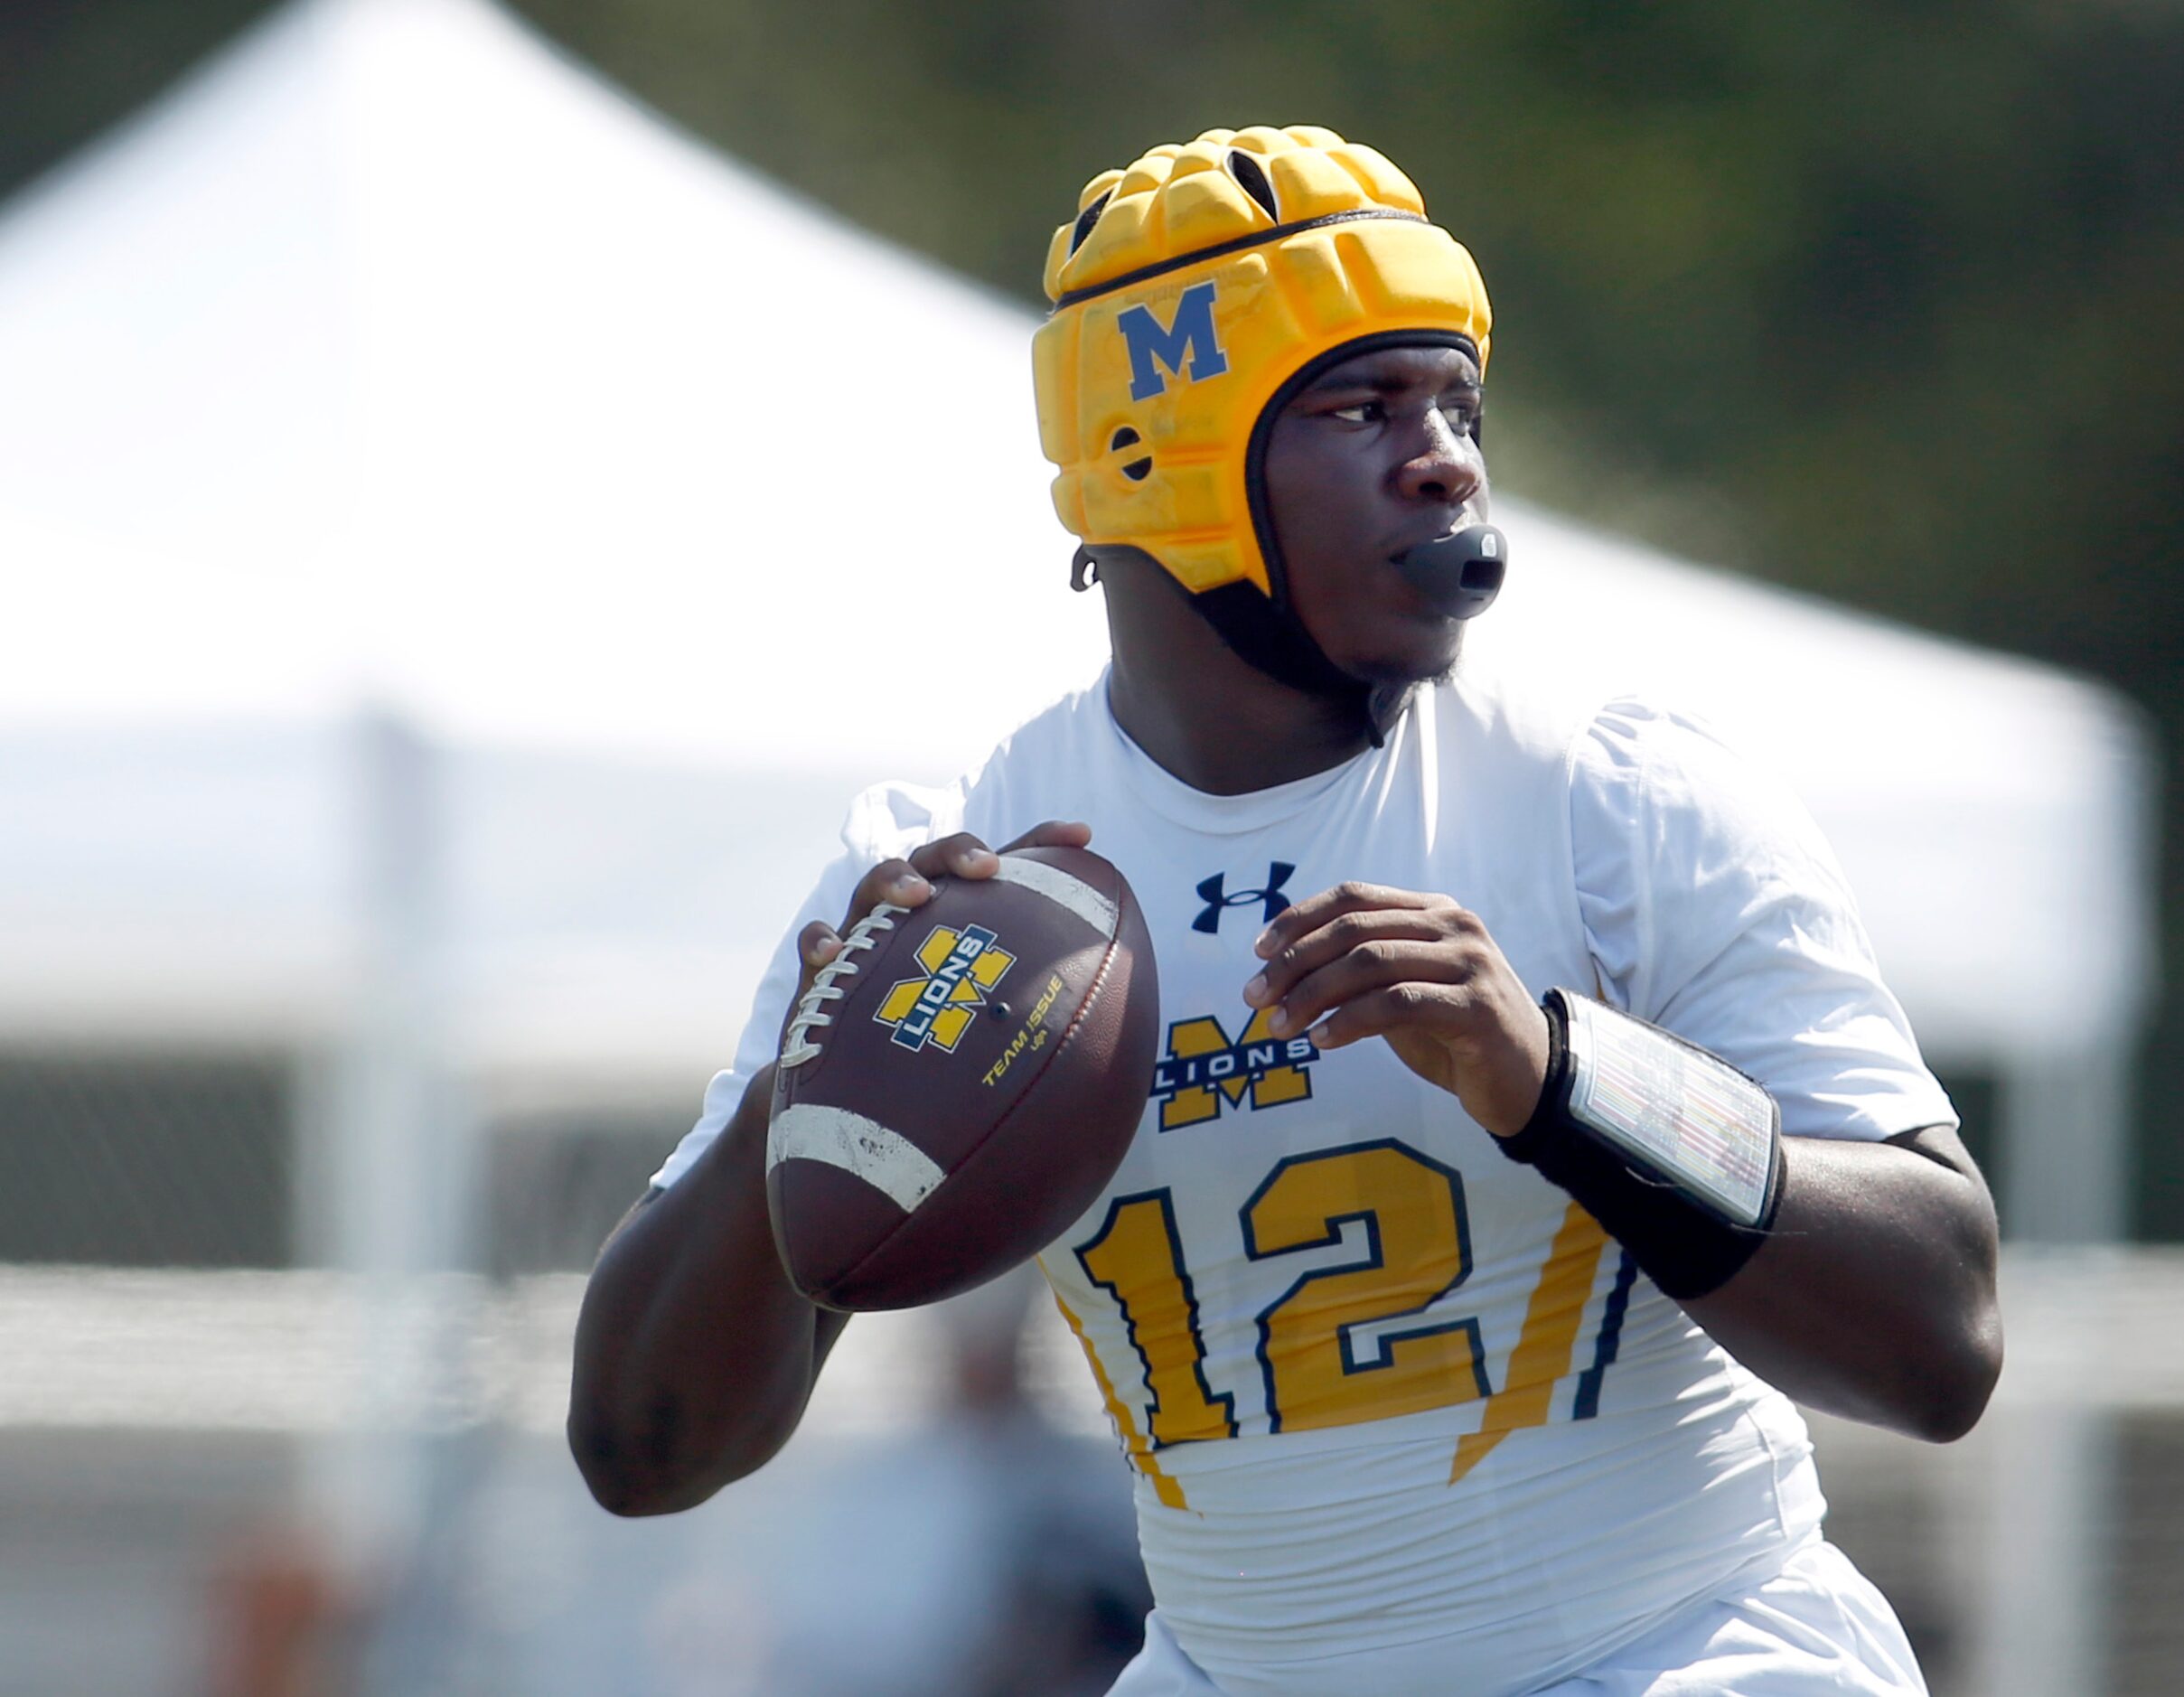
0;0;2153;1239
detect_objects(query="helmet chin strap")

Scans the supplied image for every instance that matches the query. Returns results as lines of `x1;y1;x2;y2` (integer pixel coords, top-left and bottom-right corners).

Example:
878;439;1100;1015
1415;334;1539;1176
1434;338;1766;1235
1078;544;1470;750
1077;523;1508;753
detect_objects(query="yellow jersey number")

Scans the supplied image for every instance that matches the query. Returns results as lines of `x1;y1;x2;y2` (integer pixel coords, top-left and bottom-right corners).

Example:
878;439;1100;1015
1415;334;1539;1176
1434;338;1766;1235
1064;1138;1611;1495
1242;1139;1489;1433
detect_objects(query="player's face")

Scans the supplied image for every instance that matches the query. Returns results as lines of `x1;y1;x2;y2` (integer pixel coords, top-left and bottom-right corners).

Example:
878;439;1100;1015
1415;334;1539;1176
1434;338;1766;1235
1261;342;1489;687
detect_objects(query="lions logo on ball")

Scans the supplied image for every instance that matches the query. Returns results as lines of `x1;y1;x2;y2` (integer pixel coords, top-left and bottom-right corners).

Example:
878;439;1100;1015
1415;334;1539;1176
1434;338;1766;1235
874;924;1017;1054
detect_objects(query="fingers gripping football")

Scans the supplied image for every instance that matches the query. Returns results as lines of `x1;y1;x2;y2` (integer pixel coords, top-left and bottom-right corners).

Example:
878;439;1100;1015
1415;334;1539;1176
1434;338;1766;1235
1243;882;1550;1137
788;822;1094;1027
766;833;1152;1310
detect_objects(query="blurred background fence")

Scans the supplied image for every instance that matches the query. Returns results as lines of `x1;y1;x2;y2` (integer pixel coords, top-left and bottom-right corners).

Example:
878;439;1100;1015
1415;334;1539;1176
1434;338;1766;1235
1;0;2177;1692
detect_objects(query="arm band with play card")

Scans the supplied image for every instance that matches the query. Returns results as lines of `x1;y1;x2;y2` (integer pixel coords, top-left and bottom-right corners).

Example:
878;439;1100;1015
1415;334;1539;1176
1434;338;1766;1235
1495;989;1785;1300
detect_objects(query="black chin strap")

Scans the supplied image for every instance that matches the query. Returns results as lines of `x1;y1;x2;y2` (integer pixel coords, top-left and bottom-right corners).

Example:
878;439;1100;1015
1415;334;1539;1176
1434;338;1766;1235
1186;580;1364;700
1075;546;1403;747
1168;525;1510;745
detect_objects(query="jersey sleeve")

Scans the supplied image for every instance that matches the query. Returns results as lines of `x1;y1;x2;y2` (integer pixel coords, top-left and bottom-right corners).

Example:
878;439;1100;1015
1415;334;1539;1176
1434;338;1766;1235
648;778;968;1190
1570;698;1957;1143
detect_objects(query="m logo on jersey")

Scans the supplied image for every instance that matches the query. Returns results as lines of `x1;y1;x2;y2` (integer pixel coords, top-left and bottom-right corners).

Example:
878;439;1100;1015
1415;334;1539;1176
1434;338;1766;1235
875;924;1015;1054
1117;280;1230;401
1192;861;1295;934
1150;1008;1318;1130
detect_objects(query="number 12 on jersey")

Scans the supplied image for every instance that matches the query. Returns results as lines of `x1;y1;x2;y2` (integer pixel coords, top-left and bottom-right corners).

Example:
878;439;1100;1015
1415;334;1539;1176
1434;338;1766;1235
1066;1139;1611;1481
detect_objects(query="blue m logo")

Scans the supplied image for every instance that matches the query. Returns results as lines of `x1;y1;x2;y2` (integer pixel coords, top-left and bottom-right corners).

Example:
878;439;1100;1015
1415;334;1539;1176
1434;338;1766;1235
1116;280;1230;401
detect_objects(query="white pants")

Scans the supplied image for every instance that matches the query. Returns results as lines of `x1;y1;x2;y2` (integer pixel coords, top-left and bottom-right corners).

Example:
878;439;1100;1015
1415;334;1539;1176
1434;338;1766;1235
1107;1539;1926;1696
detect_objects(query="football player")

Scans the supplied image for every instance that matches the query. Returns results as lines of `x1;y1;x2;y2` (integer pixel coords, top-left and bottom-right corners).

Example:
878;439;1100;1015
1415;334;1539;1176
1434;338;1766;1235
571;127;2001;1695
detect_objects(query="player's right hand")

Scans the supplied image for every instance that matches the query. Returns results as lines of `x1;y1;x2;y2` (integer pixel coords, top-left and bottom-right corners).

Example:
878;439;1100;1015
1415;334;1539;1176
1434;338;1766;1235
787;820;1093;1017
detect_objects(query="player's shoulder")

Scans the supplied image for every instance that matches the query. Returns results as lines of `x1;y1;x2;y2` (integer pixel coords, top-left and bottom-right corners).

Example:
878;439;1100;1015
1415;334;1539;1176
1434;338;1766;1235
1441;657;1767;808
973;673;1113;774
1574;694;1807;825
834;776;965;865
1574;693;1753;797
1434;658;1833;878
1563;690;1847;903
1435;647;1643;780
836;673;1114;860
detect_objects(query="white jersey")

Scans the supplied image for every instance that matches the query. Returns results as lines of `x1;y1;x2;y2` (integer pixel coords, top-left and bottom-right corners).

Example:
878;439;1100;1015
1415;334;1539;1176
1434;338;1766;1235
655;660;1954;1697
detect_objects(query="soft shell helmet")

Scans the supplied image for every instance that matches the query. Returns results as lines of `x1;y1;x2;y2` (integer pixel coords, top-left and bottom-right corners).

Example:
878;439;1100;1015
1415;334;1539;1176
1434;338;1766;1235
1032;125;1495;694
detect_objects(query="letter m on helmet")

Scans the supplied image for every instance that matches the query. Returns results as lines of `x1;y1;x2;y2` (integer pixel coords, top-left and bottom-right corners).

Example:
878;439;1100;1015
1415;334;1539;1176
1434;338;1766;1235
1117;280;1230;401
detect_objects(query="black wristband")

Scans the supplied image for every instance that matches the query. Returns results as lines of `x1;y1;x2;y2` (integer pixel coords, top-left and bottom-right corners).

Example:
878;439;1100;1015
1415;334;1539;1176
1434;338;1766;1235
1495;992;1784;1301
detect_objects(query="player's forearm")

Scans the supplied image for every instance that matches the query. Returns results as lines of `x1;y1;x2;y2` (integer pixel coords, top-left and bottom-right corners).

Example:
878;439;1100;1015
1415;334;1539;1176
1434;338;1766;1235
1681;1127;2001;1442
567;1068;847;1514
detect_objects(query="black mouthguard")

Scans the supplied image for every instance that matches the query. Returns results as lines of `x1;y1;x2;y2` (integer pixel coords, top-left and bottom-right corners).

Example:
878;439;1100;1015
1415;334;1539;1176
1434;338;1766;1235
1392;524;1508;620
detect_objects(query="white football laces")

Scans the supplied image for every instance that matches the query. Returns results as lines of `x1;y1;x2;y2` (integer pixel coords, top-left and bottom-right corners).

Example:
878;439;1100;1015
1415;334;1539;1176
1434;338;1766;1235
779;902;909;1069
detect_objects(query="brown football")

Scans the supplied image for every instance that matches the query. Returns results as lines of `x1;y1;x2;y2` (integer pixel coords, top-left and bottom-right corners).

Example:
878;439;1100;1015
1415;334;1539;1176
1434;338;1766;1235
765;846;1158;1311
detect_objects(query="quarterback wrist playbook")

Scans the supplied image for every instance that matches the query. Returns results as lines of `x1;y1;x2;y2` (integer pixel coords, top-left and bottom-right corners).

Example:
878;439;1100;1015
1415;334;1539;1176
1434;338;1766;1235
1497;989;1785;1299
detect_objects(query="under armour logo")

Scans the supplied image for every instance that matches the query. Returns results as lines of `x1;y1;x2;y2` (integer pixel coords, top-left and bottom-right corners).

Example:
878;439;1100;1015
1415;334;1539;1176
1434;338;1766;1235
1193;862;1295;935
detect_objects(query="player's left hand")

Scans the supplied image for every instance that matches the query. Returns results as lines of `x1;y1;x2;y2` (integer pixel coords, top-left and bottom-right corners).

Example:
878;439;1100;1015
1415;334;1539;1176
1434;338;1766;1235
1243;883;1550;1138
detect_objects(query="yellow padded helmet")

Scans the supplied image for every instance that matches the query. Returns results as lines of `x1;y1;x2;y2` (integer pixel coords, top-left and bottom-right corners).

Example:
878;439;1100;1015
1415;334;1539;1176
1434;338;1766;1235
1032;125;1495;688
